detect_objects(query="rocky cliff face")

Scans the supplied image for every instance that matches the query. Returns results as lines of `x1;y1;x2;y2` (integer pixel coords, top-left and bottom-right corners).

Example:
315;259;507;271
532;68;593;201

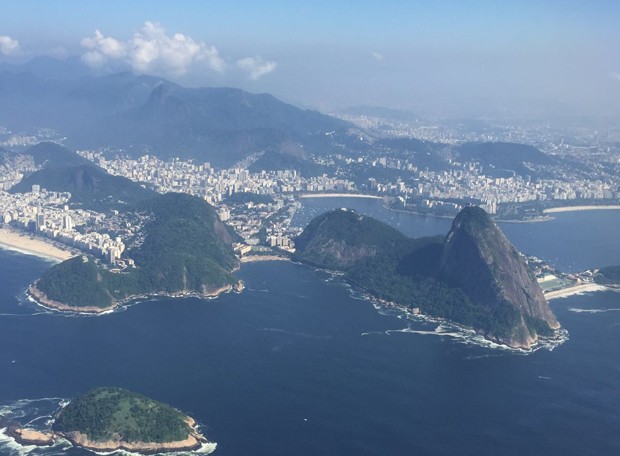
439;206;560;347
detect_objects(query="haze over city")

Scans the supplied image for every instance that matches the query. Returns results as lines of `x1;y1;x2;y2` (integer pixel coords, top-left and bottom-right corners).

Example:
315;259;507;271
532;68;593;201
1;0;619;120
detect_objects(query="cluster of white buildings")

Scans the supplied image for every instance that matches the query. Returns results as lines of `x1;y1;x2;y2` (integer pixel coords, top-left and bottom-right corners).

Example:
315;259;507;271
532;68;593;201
0;186;126;263
84;152;356;203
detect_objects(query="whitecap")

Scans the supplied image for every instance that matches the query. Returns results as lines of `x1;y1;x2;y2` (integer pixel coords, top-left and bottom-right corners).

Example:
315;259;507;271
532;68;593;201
0;427;39;456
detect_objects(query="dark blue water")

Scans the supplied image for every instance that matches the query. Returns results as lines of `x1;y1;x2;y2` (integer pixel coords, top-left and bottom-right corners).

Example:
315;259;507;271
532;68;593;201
1;204;620;456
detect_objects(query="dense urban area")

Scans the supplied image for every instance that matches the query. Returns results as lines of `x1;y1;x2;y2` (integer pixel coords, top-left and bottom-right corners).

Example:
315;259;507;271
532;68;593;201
1;116;619;291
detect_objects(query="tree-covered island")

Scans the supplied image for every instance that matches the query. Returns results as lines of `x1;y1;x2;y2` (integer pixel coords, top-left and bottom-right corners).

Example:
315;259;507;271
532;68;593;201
8;387;210;454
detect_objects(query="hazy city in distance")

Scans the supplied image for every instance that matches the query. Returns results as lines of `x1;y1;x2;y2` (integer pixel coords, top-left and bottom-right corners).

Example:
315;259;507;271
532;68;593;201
1;2;620;456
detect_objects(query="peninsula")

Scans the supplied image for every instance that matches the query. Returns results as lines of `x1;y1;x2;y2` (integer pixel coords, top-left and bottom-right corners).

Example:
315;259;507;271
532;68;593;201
29;192;242;313
294;206;560;349
9;387;211;454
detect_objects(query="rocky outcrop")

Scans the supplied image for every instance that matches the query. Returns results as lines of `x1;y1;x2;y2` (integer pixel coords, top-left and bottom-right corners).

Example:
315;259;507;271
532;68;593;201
63;430;205;454
439;206;560;347
8;427;55;446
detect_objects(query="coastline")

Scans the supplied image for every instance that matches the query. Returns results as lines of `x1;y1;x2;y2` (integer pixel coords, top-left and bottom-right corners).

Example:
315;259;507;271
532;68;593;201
28;280;244;315
364;293;562;352
493;215;555;224
384;205;553;224
298;193;383;199
8;416;212;455
240;254;291;263
28;284;117;314
0;227;75;262
545;283;608;300
318;268;558;351
543;205;620;214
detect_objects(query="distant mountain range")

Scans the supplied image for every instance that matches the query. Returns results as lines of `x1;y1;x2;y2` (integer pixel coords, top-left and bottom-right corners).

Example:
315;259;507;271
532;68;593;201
0;58;560;176
0;59;350;167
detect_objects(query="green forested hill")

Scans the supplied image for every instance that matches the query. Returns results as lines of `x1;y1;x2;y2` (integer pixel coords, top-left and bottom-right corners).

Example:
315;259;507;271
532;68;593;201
294;207;560;348
53;387;192;443
11;163;155;211
36;193;240;309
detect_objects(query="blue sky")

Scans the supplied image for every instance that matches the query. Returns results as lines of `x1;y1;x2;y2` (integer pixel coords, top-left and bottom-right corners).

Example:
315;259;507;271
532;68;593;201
1;1;619;118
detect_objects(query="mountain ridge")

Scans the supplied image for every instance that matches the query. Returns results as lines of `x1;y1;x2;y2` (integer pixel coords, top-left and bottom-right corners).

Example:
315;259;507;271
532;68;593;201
294;206;560;348
0;65;350;167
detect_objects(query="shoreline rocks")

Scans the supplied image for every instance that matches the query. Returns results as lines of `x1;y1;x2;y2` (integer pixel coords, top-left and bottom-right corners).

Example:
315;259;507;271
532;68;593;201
28;278;244;315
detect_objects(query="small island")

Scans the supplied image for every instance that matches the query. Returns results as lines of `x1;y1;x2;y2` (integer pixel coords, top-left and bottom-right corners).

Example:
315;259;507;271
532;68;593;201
9;387;211;454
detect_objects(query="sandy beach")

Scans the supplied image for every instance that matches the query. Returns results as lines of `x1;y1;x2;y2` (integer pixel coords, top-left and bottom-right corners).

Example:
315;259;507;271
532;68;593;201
543;205;620;214
545;283;608;300
0;227;75;262
240;255;291;263
298;193;383;199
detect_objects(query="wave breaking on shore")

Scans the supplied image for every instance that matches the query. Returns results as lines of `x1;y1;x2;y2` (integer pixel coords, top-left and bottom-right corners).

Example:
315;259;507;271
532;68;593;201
0;398;216;456
360;296;568;353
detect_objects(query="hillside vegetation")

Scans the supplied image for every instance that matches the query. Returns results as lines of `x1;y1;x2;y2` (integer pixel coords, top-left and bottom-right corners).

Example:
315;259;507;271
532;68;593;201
53;387;192;443
36;193;240;309
294;207;560;348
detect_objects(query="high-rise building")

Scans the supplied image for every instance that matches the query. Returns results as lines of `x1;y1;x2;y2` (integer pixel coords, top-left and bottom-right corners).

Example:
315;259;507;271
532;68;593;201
108;248;120;264
62;215;73;231
36;213;46;231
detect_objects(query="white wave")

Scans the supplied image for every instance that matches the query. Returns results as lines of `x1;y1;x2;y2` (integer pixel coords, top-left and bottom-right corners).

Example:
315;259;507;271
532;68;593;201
538;376;552;380
569;307;620;314
361;330;389;336
0;427;36;456
88;440;217;456
362;320;568;354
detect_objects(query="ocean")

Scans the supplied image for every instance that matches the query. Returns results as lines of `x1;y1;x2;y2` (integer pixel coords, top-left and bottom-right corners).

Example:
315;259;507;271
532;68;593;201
1;199;619;456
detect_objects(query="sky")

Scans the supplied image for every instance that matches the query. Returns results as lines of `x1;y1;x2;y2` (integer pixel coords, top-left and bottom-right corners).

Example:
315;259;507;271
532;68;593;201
1;0;619;120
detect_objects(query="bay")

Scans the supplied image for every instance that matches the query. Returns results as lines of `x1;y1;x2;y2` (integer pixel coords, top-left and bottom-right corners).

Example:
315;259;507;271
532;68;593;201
1;202;619;456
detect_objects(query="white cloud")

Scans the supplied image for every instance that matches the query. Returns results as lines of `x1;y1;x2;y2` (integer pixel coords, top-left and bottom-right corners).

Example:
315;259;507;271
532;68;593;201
80;22;225;75
371;51;383;61
610;72;620;83
0;35;20;55
236;55;277;80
